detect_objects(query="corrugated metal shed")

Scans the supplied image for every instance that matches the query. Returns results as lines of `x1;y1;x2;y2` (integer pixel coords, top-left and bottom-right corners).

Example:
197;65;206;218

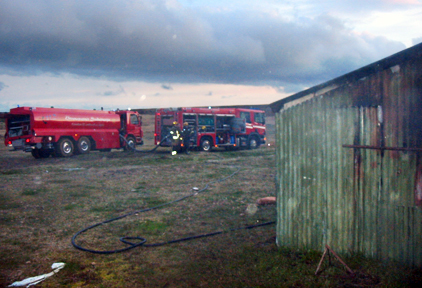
270;43;422;267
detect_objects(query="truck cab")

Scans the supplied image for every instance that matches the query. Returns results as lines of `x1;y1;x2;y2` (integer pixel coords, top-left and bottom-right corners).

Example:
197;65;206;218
116;110;144;149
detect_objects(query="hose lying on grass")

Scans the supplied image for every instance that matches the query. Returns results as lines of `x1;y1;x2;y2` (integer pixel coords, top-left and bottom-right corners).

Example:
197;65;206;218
71;163;275;254
120;134;170;153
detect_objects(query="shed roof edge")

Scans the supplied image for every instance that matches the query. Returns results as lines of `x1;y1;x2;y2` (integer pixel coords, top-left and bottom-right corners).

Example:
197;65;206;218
270;42;422;113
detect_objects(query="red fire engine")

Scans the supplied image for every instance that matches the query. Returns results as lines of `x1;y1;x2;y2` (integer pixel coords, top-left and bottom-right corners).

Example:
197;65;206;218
4;107;143;158
154;107;266;151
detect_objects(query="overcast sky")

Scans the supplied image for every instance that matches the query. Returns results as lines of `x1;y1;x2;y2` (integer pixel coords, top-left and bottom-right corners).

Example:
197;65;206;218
1;0;421;111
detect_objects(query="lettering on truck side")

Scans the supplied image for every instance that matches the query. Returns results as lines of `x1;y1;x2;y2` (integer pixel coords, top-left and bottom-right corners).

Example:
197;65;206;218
64;116;112;121
65;116;90;121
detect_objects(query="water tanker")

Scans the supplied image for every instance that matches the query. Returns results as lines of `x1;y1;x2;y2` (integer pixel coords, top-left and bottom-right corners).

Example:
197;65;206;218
4;107;143;158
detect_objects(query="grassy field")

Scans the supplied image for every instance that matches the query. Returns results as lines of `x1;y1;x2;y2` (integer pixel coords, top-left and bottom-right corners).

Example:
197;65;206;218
0;115;421;287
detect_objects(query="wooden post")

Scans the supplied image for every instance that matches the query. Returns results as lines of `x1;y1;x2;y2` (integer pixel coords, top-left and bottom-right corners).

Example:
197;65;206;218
315;246;328;275
315;245;355;276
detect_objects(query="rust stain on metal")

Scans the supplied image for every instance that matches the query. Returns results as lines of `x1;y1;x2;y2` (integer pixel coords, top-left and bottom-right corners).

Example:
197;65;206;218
415;159;422;206
342;145;422;152
273;43;422;267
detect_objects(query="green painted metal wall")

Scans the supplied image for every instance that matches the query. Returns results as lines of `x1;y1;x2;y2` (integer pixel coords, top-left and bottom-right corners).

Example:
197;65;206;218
275;55;422;267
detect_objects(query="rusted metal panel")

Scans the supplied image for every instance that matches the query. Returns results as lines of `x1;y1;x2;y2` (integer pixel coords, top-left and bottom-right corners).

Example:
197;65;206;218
274;44;422;267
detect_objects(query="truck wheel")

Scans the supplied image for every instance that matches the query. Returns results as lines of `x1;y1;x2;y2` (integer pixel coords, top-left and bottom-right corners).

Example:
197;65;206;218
31;149;50;159
124;136;136;151
39;149;51;158
56;138;74;157
200;138;212;152
248;136;260;150
31;149;41;159
77;137;91;154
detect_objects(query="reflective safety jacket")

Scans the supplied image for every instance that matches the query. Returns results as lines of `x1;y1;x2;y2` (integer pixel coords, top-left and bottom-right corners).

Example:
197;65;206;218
169;126;181;144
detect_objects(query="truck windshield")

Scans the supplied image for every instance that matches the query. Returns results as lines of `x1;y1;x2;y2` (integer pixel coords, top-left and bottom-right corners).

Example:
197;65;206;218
254;112;265;125
130;114;139;125
239;112;251;123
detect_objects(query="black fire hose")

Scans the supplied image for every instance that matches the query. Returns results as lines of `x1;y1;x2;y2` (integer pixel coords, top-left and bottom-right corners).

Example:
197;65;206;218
71;165;275;254
120;134;171;153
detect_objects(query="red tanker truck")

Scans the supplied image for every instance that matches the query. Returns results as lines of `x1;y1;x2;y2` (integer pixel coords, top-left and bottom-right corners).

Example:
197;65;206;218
4;106;143;158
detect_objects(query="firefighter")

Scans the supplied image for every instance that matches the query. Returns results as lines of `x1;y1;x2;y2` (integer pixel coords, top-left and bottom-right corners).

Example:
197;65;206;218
169;121;181;155
181;122;194;154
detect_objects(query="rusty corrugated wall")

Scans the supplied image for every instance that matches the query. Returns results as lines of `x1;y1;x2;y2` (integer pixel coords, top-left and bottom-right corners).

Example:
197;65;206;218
273;43;422;267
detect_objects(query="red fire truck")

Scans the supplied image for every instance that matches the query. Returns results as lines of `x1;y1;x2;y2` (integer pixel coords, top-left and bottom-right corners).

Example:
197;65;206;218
154;107;266;151
4;106;143;158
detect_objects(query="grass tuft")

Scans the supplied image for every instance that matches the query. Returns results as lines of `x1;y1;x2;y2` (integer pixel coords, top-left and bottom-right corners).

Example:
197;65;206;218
21;187;47;196
0;169;24;175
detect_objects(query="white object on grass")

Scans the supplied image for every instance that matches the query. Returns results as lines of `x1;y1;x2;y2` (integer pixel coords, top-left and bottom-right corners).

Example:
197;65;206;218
8;262;65;287
245;204;258;216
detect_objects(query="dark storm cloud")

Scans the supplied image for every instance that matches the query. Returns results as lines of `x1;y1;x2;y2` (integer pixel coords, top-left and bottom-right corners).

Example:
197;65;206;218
100;85;126;96
161;84;173;90
0;82;8;91
0;0;406;90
